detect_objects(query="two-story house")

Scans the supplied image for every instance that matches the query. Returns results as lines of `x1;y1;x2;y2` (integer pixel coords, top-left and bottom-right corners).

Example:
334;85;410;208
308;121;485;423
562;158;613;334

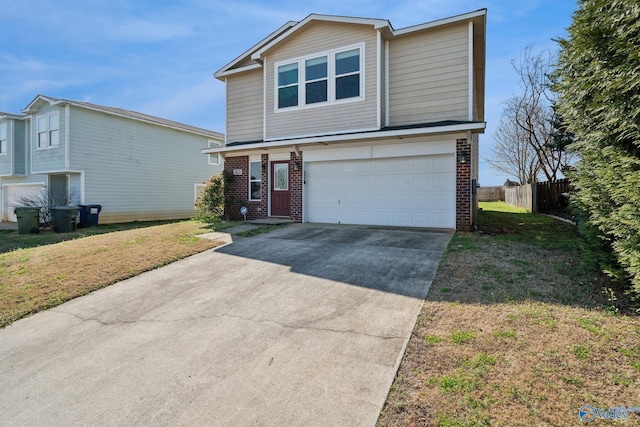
203;10;486;230
1;95;224;223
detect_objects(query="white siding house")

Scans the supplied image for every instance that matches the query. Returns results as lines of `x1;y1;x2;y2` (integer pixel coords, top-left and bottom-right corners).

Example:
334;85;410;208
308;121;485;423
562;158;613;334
0;95;223;223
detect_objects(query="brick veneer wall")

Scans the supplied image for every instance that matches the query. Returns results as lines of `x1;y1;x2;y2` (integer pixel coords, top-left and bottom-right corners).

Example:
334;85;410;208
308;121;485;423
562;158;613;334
224;155;269;220
456;138;472;231
290;151;303;221
224;152;303;221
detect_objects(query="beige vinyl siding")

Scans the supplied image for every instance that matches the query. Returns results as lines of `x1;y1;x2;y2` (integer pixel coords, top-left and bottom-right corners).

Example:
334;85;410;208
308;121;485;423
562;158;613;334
226;68;264;143
68;107;221;222
264;21;379;139
380;40;386;127
388;23;469;125
30;104;67;173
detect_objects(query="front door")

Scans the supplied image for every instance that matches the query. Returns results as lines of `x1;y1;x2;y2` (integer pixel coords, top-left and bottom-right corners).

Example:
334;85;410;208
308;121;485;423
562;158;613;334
271;161;290;217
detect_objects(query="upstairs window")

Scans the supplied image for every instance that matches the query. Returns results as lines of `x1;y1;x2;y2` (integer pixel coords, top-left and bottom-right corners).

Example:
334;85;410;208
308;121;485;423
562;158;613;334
208;140;221;165
0;124;6;155
275;43;364;111
37;112;59;149
305;56;328;104
278;63;299;108
335;49;360;100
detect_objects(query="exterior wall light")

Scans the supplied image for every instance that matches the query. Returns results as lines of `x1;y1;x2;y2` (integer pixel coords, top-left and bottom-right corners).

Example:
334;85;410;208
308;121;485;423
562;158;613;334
459;153;469;164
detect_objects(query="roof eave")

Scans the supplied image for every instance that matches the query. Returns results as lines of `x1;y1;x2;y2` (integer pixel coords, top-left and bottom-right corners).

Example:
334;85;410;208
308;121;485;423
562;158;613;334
202;122;485;155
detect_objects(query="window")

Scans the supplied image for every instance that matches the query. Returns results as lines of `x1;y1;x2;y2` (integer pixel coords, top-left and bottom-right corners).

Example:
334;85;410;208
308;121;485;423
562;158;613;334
37;112;59;149
305;56;328;104
335;49;360;100
249;160;262;201
0;124;6;155
278;63;299;108
208;140;221;165
275;43;363;111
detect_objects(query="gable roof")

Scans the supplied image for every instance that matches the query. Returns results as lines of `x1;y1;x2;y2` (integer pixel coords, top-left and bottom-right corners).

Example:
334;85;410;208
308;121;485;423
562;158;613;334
21;95;223;140
214;9;486;80
0;112;27;120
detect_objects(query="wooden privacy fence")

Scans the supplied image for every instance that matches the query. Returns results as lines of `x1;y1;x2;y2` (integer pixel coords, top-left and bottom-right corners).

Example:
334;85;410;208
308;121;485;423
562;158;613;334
505;183;536;212
536;179;571;212
504;179;571;213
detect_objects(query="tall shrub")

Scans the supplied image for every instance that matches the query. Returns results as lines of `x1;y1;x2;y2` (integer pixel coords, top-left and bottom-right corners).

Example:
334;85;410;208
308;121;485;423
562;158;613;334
554;0;640;294
195;171;234;220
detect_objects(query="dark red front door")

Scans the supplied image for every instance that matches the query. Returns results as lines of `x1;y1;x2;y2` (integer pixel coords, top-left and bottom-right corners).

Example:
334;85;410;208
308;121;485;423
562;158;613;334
271;161;290;216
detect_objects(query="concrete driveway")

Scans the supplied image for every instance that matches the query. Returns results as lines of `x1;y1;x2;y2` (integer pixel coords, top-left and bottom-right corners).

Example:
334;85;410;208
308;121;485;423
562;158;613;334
0;223;452;426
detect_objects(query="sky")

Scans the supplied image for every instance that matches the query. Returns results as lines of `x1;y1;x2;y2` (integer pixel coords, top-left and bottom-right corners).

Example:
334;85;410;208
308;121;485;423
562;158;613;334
0;0;577;186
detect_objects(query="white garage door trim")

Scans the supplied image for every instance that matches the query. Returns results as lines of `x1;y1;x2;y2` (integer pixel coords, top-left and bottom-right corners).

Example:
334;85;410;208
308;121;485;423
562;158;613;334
305;154;456;229
3;183;45;222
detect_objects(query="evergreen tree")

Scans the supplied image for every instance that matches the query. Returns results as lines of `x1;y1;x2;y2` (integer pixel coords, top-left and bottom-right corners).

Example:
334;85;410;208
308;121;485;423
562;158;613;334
555;0;640;293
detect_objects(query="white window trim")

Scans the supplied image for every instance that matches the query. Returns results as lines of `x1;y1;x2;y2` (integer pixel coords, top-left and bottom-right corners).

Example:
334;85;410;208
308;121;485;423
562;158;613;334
208;140;221;165
194;183;206;206
248;156;262;201
274;42;365;113
36;111;60;150
0;123;7;156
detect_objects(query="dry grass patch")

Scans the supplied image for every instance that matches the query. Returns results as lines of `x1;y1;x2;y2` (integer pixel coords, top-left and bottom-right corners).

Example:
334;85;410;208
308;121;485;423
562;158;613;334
378;203;640;426
0;221;227;327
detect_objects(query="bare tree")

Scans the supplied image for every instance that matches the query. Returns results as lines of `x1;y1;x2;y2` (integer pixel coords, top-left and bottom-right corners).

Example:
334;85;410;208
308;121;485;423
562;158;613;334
485;97;541;184
17;186;80;226
511;46;573;206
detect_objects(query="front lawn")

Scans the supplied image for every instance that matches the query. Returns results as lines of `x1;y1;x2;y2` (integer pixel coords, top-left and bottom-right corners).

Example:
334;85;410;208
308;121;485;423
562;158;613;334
378;202;640;426
0;220;233;328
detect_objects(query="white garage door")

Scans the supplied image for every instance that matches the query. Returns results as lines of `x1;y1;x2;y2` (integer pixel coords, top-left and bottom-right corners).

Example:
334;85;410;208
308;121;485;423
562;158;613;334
305;154;456;228
4;185;43;222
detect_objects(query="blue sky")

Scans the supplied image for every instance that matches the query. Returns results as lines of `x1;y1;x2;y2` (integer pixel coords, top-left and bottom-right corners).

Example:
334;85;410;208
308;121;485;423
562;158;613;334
0;0;577;186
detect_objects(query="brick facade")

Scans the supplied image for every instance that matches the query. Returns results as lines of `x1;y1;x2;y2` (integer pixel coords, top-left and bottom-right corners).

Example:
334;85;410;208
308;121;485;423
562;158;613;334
456;138;472;231
290;151;303;221
224;151;303;222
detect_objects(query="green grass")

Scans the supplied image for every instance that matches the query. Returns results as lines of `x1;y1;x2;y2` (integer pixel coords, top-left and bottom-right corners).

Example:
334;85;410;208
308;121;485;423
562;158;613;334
449;330;476;344
237;225;279;237
480;201;529;214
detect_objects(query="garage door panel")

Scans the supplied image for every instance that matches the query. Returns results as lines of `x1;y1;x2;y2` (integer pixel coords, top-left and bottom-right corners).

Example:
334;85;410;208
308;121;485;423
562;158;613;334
306;154;455;228
5;185;43;222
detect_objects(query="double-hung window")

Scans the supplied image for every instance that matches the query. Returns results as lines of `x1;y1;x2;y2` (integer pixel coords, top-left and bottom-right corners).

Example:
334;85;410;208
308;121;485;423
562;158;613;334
276;43;363;111
305;56;328;104
0;124;6;155
249;160;262;201
37;112;59;149
335;49;360;100
278;63;299;109
208;140;221;165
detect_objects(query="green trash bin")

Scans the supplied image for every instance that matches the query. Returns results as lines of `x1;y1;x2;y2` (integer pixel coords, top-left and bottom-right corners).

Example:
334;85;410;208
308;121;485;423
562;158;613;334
50;206;80;233
15;207;41;235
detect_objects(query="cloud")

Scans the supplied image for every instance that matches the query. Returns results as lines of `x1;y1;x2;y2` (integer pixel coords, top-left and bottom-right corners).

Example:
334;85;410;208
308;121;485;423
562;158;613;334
106;18;194;43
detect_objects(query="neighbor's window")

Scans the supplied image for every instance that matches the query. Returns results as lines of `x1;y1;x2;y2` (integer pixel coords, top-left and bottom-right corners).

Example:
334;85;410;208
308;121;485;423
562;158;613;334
275;43;363;111
0;124;6;155
37;112;59;149
208;140;221;165
249;161;262;201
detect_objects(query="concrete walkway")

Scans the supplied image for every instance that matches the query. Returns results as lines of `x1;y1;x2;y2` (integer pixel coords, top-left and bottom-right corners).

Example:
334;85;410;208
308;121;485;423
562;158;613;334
0;224;452;426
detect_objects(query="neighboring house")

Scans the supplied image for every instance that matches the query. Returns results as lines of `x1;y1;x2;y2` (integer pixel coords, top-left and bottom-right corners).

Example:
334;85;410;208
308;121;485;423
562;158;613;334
203;10;486;230
0;95;224;223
